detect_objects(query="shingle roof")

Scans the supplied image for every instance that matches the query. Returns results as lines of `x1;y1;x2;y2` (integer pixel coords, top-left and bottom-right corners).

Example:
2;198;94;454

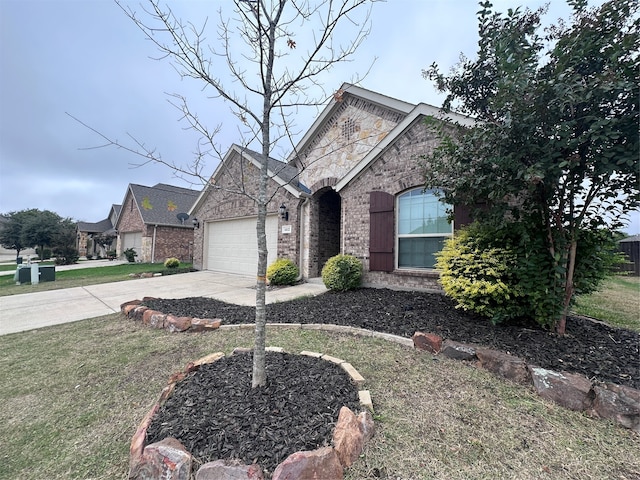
77;218;113;233
130;183;200;227
242;146;310;194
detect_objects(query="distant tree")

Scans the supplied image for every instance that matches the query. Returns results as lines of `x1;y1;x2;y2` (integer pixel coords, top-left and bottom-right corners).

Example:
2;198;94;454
423;0;639;334
52;218;80;265
20;210;63;261
0;209;39;262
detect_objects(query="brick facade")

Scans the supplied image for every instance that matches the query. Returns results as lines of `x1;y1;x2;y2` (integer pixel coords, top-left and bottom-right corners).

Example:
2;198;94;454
191;85;466;291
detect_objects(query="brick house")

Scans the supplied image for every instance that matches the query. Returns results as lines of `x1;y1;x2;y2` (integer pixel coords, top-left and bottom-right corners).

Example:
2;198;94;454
189;83;474;289
76;204;120;258
115;183;200;263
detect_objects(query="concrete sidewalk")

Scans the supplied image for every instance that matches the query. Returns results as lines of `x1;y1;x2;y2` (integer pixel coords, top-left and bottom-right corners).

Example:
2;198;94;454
0;271;328;336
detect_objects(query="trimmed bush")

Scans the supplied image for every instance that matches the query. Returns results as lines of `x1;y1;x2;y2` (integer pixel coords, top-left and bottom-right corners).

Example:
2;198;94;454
321;254;362;292
436;227;525;324
266;258;299;286
123;248;137;263
164;257;180;269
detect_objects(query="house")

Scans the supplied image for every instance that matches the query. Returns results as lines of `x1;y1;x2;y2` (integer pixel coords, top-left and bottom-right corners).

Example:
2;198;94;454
76;204;121;258
189;83;474;290
115;183;200;263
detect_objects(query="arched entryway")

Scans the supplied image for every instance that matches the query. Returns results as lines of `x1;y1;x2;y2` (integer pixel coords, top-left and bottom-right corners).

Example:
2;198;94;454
310;188;342;277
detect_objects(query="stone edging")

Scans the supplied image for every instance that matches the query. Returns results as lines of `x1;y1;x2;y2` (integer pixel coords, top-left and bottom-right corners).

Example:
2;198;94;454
128;347;374;480
412;332;640;433
120;299;639;434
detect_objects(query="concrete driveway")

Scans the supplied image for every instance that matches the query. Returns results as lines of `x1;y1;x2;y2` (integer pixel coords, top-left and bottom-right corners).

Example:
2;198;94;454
0;271;327;336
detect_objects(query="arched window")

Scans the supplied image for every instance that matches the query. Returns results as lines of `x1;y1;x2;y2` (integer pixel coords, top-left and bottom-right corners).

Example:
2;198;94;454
397;188;452;269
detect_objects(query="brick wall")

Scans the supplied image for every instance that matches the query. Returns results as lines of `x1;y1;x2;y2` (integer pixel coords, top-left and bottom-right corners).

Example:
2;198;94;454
151;226;194;263
340;117;444;291
192;151;301;271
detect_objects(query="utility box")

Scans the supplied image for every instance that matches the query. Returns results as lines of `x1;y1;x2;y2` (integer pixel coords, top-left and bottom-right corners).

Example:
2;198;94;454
14;265;56;284
39;266;55;282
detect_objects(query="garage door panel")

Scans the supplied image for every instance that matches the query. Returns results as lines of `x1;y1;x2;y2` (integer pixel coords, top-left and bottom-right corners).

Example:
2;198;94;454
205;216;278;275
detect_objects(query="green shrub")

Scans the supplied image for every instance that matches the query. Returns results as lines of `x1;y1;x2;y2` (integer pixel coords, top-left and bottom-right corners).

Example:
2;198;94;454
123;248;137;263
267;258;299;285
436;226;525;324
321;254;362;292
164;257;180;269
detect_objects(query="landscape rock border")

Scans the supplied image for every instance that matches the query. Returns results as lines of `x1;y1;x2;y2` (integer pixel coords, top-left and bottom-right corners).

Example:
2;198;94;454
121;298;638;434
128;346;374;480
413;331;640;433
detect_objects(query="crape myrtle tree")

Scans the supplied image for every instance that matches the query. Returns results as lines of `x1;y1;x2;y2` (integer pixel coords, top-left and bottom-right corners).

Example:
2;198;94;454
422;0;639;334
96;0;374;387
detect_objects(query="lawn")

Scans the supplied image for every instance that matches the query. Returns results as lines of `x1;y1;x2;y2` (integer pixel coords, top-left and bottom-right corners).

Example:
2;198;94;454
0;262;192;297
0;316;638;480
572;275;640;332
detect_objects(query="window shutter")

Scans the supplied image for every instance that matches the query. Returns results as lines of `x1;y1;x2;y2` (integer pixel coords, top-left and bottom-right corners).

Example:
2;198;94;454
369;191;394;272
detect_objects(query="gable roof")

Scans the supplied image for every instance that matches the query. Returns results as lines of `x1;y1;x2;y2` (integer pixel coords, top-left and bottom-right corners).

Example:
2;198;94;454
335;102;475;192
189;144;310;214
285;82;415;165
125;183;200;227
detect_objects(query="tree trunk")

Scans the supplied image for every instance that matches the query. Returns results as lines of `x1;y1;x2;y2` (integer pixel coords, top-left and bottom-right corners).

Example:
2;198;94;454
557;238;577;335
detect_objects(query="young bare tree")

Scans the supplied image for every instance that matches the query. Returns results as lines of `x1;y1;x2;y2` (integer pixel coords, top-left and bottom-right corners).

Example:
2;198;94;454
108;0;373;387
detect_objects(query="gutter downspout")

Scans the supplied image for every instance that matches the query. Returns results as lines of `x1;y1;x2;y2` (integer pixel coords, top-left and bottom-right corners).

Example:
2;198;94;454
296;195;311;282
151;225;157;263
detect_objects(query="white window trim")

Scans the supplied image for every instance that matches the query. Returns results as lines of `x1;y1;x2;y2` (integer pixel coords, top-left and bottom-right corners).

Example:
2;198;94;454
395;188;453;270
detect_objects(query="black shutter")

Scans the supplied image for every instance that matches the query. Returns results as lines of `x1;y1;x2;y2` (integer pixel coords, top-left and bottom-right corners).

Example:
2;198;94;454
369;191;394;272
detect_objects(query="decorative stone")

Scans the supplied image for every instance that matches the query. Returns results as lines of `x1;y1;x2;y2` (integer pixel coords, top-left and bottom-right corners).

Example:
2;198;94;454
129;437;192;480
440;340;477;361
340;362;365;387
121;299;142;310
591;383;640;432
412;331;442;353
271;447;343;480
333;407;365;468
232;347;253;355
192;352;225;368
359;390;374;413
528;367;593;411
148;312;166;329
142;309;161;326
131;306;149;321
196;459;264;480
129;404;159;462
358;410;375;443
476;348;531;385
122;303;139;316
190;318;222;332
165;315;192;332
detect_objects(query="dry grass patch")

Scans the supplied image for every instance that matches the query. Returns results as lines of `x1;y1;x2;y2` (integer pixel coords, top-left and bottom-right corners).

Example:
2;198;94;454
0;317;638;480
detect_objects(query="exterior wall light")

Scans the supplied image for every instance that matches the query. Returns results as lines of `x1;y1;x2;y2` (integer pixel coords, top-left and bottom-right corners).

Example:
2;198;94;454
279;203;288;221
192;218;200;229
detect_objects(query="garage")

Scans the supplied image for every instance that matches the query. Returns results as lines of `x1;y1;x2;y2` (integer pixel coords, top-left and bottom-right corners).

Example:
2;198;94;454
121;232;142;254
205;215;278;275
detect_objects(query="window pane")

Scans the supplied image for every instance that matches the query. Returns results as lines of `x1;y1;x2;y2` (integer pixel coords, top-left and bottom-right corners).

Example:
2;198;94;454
398;189;450;235
398;237;446;269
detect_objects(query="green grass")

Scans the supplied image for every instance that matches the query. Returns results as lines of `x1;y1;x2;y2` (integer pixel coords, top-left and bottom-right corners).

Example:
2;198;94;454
0;318;638;480
0;263;192;296
573;275;640;332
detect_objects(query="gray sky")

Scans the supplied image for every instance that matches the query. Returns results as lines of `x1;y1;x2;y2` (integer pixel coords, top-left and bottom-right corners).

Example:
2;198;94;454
1;0;637;233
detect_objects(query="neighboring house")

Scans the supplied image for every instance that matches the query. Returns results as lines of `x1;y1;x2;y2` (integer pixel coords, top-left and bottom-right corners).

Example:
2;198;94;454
618;235;640;276
189;83;475;289
116;183;200;263
76;204;121;258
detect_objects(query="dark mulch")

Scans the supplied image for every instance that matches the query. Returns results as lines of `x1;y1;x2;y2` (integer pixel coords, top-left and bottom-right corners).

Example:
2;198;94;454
142;288;639;476
145;351;360;476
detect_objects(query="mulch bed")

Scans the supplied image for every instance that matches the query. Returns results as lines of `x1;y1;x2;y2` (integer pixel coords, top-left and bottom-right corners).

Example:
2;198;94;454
146;351;360;476
141;287;639;477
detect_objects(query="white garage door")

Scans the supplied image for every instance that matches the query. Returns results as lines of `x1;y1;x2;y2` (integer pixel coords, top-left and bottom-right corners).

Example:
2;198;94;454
205;215;278;275
121;232;142;253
